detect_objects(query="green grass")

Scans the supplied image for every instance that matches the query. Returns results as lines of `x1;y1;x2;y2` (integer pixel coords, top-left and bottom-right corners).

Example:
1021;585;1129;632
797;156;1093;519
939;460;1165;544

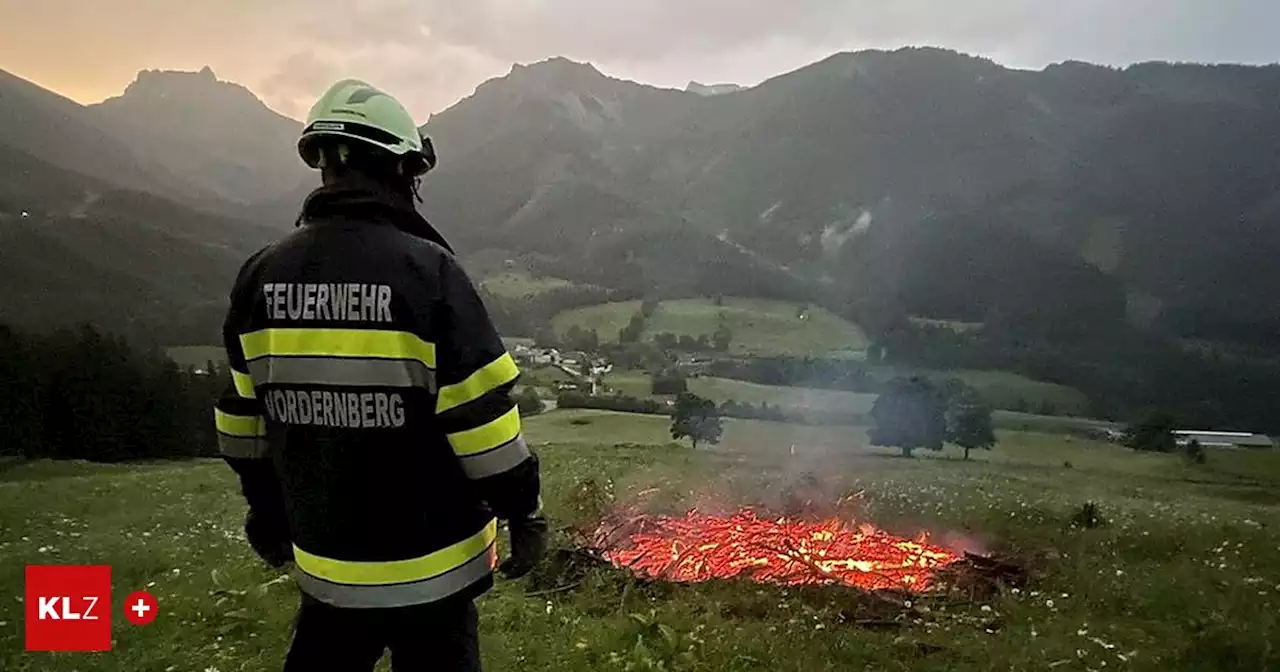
4;411;1280;670
481;272;583;300
875;367;1091;416
603;371;876;414
553;298;868;357
602;371;654;398
605;368;1086;425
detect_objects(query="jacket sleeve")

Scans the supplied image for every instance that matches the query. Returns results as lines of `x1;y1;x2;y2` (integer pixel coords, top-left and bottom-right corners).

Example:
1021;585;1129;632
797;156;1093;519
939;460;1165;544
432;253;542;522
215;261;290;544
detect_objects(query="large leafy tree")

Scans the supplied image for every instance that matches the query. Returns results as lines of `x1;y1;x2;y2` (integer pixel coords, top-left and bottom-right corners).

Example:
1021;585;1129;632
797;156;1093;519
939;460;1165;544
670;392;723;449
946;387;996;460
869;376;947;458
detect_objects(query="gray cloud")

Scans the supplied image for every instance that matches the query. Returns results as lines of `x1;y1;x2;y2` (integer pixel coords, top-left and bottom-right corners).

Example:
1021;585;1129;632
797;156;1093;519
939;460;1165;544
4;0;1278;119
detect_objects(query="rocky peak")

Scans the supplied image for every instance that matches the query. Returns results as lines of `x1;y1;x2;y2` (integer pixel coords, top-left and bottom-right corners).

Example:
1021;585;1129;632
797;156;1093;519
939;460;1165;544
687;81;744;96
501;57;611;95
107;67;265;113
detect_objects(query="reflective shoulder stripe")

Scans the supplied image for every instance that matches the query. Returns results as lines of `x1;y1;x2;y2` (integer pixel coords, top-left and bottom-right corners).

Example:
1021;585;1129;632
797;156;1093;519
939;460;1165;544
458;434;531;480
218;435;267;459
293;519;497;586
447;406;521;456
295;542;496;609
437;352;519;413
240;329;437;369
231;369;256;399
214;408;265;438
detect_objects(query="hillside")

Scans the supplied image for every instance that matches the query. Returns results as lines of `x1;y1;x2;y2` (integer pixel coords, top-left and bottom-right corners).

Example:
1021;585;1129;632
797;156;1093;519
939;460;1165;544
418;50;1280;345
0;68;204;201
5;53;1280;428
91;67;309;205
553;298;868;356
0;145;275;343
7;53;1280;345
480;272;586;300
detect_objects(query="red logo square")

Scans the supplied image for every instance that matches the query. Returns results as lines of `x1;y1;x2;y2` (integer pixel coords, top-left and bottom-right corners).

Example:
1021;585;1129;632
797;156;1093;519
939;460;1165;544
25;565;112;652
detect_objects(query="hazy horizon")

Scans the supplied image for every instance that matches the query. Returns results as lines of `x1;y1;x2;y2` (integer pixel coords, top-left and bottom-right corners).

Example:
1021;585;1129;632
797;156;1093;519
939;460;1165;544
3;1;1279;121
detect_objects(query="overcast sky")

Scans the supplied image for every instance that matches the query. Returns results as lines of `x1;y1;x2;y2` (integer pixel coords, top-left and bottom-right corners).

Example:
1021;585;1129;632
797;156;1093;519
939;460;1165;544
3;0;1278;120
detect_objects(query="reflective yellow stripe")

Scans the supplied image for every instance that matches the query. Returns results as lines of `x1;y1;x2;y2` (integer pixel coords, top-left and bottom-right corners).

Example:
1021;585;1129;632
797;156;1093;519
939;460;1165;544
231;369;256;399
437;352;519;413
214;409;265;438
241;329;436;369
293;519;497;586
448;406;521;456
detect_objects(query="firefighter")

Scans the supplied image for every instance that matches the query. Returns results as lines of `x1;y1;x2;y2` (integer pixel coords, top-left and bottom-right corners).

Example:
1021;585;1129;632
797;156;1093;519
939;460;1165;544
212;79;546;671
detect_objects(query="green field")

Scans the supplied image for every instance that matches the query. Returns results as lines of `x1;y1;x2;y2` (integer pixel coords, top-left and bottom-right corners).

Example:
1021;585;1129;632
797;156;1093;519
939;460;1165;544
605;368;1088;424
481;272;584;300
871;367;1091;416
553;298;868;357
3;410;1279;670
604;371;877;414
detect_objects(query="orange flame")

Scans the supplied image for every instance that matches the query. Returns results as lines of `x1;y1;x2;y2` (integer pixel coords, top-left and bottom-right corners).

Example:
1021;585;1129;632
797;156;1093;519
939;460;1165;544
591;509;963;592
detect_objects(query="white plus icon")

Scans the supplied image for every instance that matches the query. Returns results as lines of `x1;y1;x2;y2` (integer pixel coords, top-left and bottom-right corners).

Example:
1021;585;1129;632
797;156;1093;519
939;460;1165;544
132;598;151;619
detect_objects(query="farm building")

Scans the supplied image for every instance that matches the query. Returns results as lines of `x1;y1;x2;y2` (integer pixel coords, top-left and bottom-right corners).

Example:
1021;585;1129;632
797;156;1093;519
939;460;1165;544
1175;430;1275;450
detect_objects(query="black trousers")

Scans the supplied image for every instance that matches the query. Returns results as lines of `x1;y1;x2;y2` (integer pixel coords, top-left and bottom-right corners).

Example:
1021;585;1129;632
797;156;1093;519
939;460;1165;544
284;592;481;672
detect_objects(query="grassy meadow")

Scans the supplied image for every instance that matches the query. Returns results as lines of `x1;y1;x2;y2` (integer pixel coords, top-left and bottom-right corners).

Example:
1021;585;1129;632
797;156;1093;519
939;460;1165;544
3;409;1279;670
604;372;877;415
552;299;869;357
602;370;1089;424
880;368;1091;417
481;272;586;300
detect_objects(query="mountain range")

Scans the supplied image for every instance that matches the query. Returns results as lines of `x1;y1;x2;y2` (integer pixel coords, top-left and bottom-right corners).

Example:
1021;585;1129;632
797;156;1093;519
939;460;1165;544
2;48;1279;352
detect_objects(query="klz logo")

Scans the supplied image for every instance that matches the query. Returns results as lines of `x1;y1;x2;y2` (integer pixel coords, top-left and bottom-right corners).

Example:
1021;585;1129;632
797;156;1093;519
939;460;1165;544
38;596;102;620
25;565;112;652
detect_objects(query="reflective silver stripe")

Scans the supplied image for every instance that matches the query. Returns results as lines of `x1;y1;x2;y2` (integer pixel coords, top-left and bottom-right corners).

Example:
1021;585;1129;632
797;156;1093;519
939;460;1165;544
459;435;531;480
294;542;497;609
218;434;267;459
248;357;435;392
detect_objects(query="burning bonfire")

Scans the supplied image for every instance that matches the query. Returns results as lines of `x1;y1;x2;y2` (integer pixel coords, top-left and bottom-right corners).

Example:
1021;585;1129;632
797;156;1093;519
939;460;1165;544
588;508;965;593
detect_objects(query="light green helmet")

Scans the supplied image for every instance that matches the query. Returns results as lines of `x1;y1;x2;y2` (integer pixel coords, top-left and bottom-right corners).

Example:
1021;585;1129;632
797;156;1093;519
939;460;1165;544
298;79;435;176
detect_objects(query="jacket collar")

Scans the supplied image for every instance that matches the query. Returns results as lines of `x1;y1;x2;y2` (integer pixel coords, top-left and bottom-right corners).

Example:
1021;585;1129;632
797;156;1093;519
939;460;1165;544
298;175;455;253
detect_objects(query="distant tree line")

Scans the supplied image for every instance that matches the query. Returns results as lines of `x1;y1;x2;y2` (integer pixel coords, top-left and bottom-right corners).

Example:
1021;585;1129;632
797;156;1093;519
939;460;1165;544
555;390;866;426
480;284;641;340
555;392;666;416
875;319;1280;433
0;324;223;461
708;356;877;393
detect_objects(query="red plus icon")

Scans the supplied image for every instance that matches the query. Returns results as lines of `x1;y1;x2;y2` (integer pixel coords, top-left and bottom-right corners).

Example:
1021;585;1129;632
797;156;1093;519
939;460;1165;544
123;591;158;626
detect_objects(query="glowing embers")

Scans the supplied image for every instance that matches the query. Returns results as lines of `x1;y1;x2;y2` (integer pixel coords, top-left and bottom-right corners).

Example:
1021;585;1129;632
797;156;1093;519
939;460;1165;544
590;509;963;593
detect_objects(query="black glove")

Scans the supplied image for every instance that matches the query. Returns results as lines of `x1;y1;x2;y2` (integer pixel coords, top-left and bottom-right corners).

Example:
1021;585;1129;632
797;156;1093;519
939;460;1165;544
245;509;293;568
498;514;547;579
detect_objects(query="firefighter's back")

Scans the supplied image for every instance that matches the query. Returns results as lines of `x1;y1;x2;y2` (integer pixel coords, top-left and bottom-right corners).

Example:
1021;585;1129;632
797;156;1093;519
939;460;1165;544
232;217;496;608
